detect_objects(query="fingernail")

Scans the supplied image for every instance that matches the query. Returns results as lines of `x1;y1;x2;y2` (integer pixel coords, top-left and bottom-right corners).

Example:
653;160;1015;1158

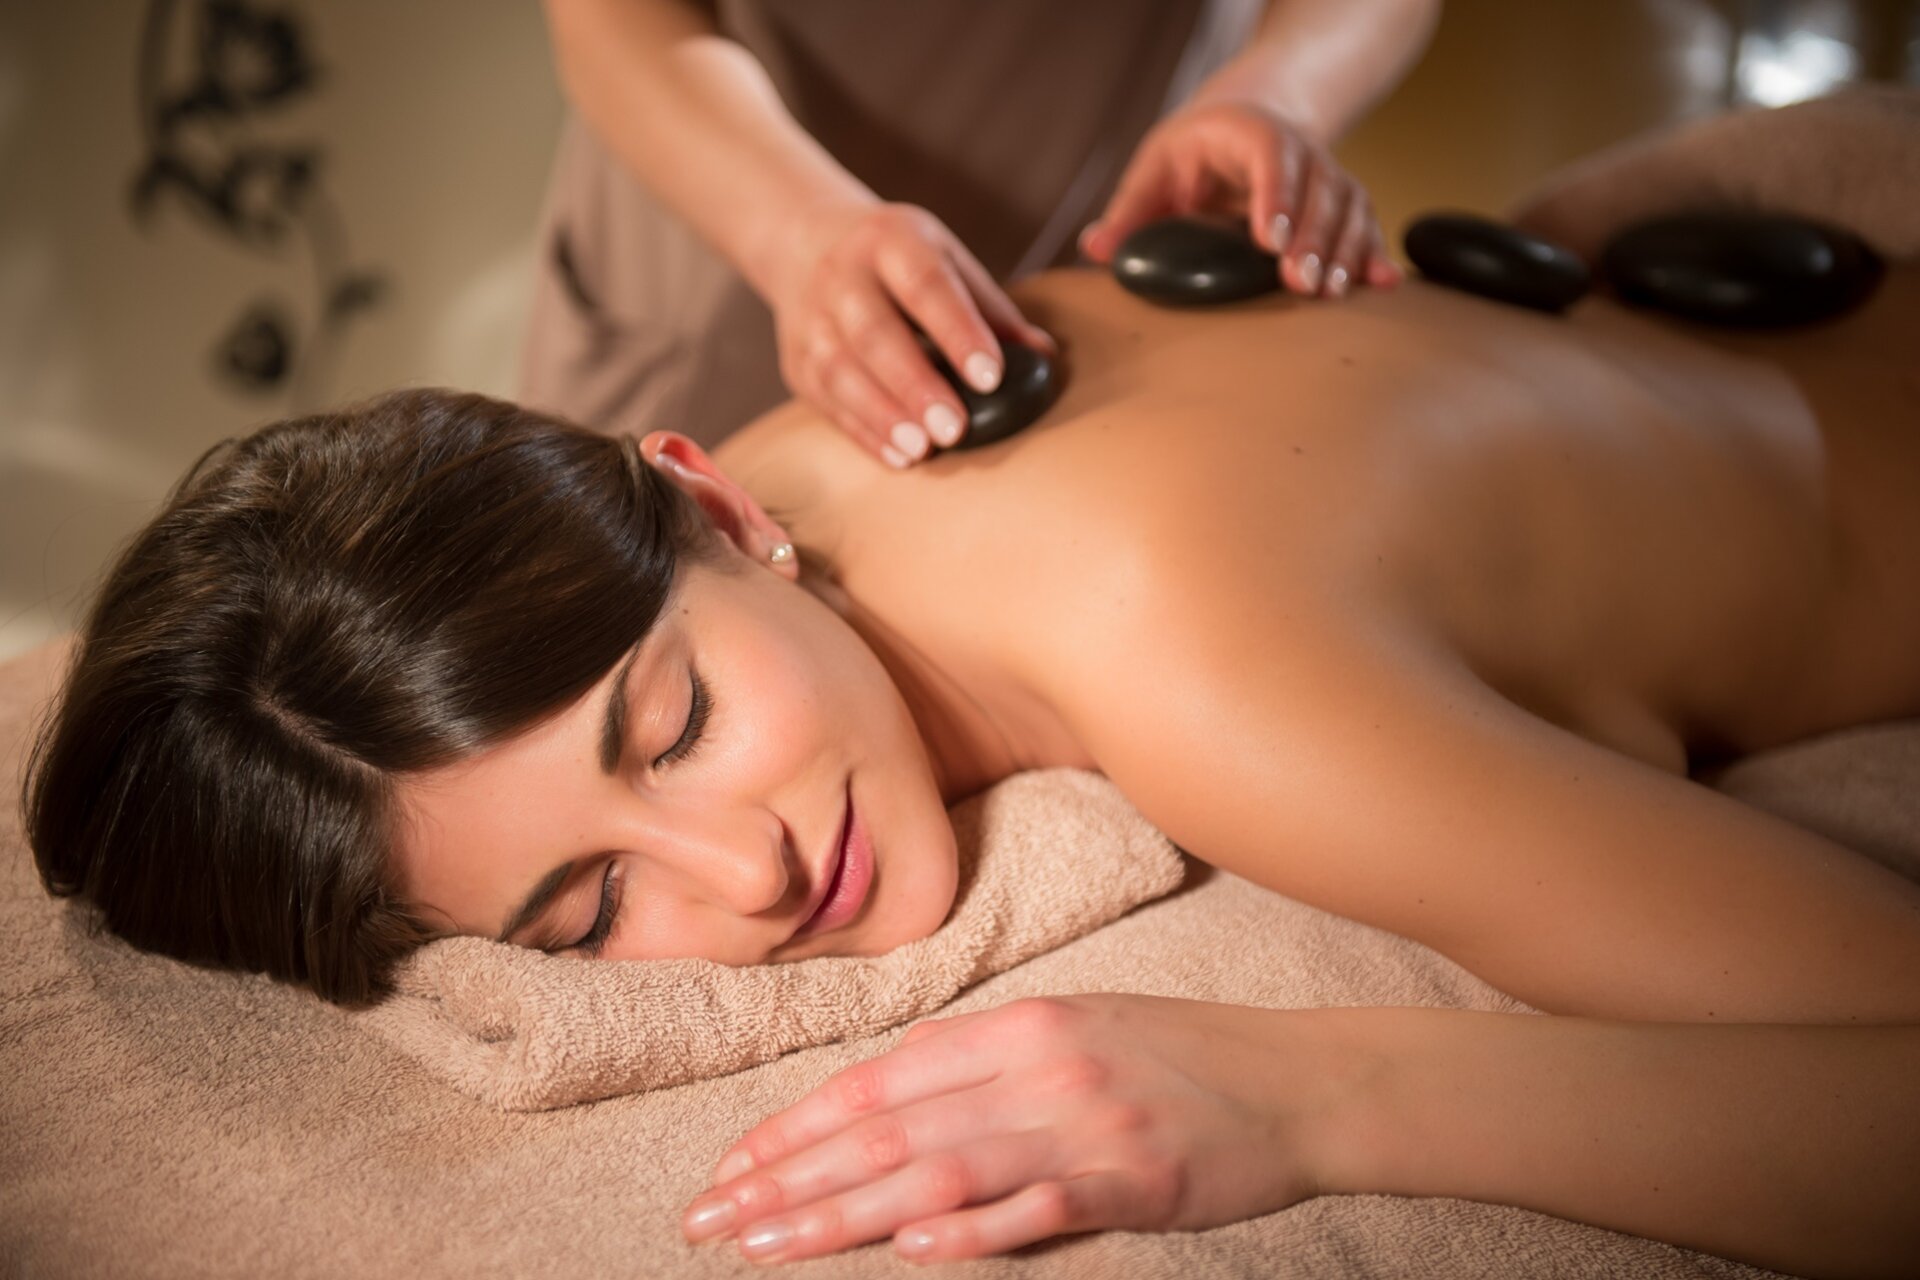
714;1150;755;1183
740;1222;793;1257
963;351;1000;393
1326;264;1349;298
1298;253;1322;294
1270;213;1292;254
685;1198;737;1241
897;1228;936;1256
924;403;964;448
881;444;911;470
891;421;930;459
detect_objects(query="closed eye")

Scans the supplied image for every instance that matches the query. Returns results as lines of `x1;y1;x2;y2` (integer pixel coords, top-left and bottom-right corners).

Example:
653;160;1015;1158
654;668;709;768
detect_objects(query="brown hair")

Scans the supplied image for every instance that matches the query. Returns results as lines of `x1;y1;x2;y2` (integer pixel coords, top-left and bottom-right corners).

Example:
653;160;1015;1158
23;389;708;1005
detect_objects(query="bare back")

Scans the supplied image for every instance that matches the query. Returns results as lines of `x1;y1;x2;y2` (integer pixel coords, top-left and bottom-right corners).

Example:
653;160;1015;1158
718;264;1920;1028
722;266;1920;769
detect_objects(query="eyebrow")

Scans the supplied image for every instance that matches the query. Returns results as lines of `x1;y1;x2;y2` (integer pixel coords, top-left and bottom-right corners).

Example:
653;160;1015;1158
599;646;642;775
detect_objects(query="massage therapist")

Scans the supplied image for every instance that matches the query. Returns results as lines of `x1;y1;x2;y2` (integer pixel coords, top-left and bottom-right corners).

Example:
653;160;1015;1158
522;0;1439;464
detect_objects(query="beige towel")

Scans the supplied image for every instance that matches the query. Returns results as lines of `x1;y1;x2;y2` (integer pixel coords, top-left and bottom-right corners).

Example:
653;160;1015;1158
1509;85;1920;262
356;770;1185;1110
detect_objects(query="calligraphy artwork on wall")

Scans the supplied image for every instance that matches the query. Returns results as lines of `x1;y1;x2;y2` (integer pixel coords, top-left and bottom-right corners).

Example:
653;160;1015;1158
130;0;388;405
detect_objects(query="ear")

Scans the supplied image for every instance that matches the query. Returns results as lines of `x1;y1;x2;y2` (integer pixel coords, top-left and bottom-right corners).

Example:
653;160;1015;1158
639;431;800;581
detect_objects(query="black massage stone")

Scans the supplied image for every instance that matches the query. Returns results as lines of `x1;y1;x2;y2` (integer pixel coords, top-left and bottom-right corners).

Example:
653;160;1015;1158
1111;215;1281;306
1600;212;1882;328
917;334;1063;450
1403;213;1591;313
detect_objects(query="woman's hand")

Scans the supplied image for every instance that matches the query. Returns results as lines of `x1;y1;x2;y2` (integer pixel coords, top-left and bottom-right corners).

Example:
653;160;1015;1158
1080;101;1401;300
680;995;1341;1265
761;198;1056;468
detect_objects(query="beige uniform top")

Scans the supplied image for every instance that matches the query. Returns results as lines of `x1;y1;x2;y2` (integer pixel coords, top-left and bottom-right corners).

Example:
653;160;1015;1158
519;0;1261;445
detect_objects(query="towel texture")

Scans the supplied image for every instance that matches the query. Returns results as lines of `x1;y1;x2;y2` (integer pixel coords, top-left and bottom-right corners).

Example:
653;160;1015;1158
9;639;1915;1279
356;770;1185;1109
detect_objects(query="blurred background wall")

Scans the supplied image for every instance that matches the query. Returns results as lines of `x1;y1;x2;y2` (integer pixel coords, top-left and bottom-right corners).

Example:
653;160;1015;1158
1;0;1914;662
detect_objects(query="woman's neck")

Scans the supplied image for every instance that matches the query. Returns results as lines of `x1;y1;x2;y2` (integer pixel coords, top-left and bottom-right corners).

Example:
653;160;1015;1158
800;566;1084;804
718;396;1099;802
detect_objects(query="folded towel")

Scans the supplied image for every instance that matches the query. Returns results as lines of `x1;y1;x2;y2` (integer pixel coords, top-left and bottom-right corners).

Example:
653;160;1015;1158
354;769;1186;1110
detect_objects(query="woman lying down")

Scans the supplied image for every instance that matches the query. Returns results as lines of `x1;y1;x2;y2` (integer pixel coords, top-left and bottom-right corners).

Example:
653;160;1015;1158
26;92;1920;1276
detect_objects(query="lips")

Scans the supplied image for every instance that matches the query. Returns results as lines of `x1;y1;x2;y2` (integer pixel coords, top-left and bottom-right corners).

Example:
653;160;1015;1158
795;784;872;938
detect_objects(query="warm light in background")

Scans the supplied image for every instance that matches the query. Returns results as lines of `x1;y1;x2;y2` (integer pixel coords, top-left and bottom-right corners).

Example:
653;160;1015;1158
1737;28;1861;104
1730;0;1878;107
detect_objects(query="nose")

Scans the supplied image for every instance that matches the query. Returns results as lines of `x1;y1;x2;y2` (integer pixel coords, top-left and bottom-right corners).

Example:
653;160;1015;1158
634;800;792;917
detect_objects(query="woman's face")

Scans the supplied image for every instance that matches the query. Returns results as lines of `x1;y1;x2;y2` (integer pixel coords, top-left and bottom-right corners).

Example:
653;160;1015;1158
391;446;960;967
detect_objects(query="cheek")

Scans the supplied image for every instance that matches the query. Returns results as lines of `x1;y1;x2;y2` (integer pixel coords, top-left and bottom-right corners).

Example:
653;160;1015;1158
613;891;758;964
722;592;873;749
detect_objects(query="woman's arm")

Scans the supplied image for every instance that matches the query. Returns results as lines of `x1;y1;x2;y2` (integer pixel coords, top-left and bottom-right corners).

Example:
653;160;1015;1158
1086;620;1920;1025
678;995;1920;1277
1317;1008;1920;1280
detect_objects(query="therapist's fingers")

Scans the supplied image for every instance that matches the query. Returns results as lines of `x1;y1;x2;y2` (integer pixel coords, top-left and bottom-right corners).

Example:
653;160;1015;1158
830;280;970;457
1249;121;1306;263
877;241;1003;446
799;337;920;468
948;251;1058;358
1081;148;1178;263
1323;189;1378;300
1281;157;1344;297
1367;251;1406;288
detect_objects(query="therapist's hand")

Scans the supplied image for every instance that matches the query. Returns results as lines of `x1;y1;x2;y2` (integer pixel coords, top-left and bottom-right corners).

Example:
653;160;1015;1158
762;198;1056;468
1080;101;1401;299
680;994;1345;1264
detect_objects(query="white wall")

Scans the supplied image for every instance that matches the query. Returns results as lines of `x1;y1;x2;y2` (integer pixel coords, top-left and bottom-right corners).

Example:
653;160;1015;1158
0;0;564;660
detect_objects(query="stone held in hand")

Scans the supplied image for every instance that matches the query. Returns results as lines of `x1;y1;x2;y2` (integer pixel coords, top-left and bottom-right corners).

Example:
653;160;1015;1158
1600;211;1882;328
1403;212;1591;313
917;334;1064;450
1111;215;1282;306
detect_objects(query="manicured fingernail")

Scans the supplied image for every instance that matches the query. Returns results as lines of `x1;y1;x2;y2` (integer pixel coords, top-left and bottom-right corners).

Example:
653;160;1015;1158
1270;213;1292;254
897;1228;936;1256
881;445;911;469
740;1222;793;1257
924;403;964;448
1326;264;1349;298
714;1149;755;1183
686;1198;737;1240
891;421;930;459
1298;253;1322;293
963;352;1000;393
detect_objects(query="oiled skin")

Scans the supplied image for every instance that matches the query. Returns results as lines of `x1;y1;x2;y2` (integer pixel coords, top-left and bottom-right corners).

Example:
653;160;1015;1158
718;263;1920;1028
